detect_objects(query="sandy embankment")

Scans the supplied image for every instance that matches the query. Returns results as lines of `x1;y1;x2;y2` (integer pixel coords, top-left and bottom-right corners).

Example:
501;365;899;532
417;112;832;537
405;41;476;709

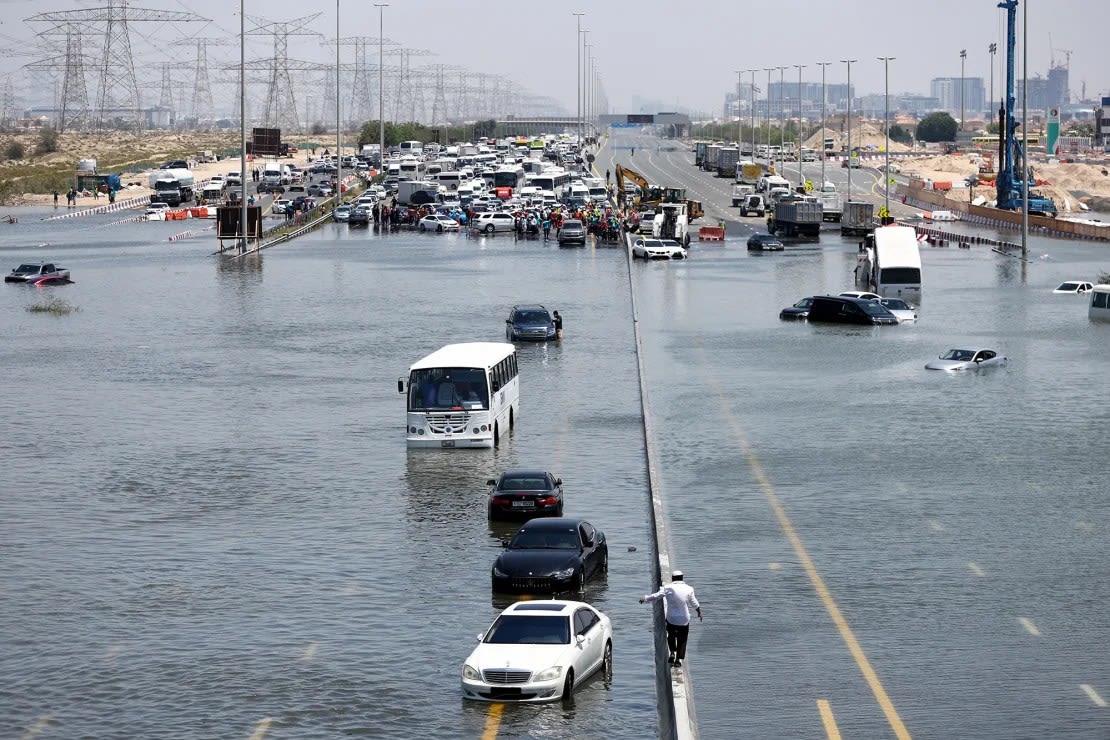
3;131;329;209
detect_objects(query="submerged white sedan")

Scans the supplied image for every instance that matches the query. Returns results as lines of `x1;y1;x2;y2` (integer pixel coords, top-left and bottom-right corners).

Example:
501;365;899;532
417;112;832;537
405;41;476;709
632;237;687;260
461;600;612;703
925;348;1008;371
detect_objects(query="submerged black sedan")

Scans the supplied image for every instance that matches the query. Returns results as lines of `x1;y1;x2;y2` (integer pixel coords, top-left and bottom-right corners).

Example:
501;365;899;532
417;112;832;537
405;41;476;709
487;470;564;519
491;518;607;593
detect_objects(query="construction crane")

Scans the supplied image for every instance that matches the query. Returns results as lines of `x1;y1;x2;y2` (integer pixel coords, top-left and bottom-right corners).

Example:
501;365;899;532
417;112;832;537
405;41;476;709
614;163;704;220
995;0;1057;217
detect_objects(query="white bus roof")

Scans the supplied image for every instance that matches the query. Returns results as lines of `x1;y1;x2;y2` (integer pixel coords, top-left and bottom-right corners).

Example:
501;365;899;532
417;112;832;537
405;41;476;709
873;225;923;268
410;342;515;371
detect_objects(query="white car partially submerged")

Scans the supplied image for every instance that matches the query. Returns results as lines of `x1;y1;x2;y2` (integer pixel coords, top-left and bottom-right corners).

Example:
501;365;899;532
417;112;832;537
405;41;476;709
461;600;612;703
925;348;1008;371
1053;280;1094;294
632;237;687;260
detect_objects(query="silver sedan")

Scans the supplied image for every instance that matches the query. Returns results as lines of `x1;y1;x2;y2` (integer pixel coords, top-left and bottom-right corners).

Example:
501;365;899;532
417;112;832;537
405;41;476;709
925;348;1008;371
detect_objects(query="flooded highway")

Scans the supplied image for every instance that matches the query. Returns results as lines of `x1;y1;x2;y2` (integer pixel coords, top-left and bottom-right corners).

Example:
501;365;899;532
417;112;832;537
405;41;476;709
3;146;1110;740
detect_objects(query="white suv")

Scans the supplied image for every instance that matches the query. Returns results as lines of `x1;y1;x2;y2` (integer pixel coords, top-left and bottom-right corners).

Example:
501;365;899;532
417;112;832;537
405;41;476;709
474;212;516;233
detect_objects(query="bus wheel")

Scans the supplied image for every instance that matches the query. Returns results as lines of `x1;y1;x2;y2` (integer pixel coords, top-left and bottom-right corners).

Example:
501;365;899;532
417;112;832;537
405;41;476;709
509;408;515;430
493;423;500;447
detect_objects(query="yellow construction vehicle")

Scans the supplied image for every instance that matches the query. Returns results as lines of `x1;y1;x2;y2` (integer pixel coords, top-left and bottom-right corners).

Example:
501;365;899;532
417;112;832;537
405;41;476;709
614;164;703;221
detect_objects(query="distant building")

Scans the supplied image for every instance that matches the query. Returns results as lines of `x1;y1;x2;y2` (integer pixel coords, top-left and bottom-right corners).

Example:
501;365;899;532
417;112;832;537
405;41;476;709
1097;97;1110;149
897;95;941;116
1018;66;1069;115
930;77;986;119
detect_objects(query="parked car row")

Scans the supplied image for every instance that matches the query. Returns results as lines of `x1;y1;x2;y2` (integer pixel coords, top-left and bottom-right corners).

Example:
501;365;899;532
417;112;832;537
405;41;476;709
779;291;917;325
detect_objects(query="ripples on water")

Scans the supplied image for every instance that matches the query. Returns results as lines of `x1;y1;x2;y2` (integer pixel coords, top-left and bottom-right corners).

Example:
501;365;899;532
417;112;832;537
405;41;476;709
1;219;661;738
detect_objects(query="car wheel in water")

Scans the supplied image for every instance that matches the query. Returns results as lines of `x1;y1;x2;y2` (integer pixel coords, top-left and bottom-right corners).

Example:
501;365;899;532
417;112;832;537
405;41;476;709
419;224;426;232
561;670;575;703
437;225;443;232
508;407;514;430
602;640;613;681
602;549;608;572
485;224;495;234
574;568;585;592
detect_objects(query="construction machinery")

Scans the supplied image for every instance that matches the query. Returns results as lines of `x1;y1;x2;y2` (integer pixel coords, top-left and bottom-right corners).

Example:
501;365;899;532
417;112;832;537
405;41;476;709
614;164;704;221
995;0;1057;217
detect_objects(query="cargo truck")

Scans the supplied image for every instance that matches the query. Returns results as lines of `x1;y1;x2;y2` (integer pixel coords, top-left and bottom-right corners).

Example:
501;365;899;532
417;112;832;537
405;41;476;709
694;141;708;167
766;200;822;239
148;168;195;207
840;201;875;236
703;144;721;172
717;147;740;179
737;161;764;186
815;182;843;222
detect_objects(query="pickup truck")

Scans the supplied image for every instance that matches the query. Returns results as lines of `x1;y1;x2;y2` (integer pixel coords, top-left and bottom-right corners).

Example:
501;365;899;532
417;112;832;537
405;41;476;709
731;183;755;207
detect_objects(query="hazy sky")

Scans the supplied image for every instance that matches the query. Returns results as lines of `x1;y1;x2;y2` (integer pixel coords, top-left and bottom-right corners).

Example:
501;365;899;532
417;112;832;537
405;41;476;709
1;0;1105;117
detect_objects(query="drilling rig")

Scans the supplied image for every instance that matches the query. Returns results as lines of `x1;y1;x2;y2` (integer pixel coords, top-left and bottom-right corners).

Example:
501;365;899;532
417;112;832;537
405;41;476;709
995;0;1057;217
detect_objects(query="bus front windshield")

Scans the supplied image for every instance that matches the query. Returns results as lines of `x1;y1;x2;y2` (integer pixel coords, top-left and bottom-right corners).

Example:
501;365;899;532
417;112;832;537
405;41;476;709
409;367;489;411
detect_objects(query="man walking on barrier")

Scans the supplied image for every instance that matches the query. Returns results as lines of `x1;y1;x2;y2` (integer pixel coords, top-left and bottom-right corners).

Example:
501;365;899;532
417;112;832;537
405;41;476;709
640;569;702;667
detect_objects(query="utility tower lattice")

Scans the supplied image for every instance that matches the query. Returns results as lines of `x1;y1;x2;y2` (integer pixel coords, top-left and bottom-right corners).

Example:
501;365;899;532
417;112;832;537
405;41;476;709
424;64;463;125
324;36;398;125
189;38;220;123
392;48;434;123
22;24;91;132
26;1;209;130
0;77;15;128
246;13;324;134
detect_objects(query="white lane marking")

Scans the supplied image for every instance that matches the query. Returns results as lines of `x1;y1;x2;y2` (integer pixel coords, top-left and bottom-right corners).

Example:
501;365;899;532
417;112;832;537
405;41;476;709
103;643;125;660
1018;617;1041;636
249;717;273;740
967;562;985;577
1080;684;1107;707
21;717;51;740
769;562;782;570
339;581;359;596
928;520;945;532
301;641;319;661
1076;521;1094;532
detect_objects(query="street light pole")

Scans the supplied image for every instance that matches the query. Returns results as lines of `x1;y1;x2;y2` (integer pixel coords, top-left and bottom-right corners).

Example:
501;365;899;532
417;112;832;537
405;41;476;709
790;64;808;188
1021;0;1028;258
960;49;967;137
572;13;584;146
734;70;743;146
879;56;895;219
841;59;857;201
817;61;831;187
238;0;246;253
764;68;773;166
989;42;997;128
748;69;757;160
336;0;341;200
776;65;787;178
375;4;388;178
581;30;589;143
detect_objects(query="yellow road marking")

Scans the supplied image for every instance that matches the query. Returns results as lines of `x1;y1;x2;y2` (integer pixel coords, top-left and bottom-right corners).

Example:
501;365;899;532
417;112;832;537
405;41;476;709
1080;684;1107;707
301;641;319;660
709;371;911;739
103;643;125;660
769;562;782;570
967;562;985;577
21;717;51;740
249;718;272;740
927;519;945;532
481;703;504;740
1019;618;1041;636
817;699;843;740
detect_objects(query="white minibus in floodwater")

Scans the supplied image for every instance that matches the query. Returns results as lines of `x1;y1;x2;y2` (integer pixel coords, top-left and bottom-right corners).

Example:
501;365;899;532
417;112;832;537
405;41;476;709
1089;284;1110;322
856;225;923;298
398;342;519;448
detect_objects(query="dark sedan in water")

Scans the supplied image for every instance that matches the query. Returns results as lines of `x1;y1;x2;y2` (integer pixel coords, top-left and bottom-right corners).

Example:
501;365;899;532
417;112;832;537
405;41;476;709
487;470;564;519
491;518;607;593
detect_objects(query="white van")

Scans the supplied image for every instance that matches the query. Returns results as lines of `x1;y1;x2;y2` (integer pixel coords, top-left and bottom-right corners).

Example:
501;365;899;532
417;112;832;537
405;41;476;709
1089;284;1110;322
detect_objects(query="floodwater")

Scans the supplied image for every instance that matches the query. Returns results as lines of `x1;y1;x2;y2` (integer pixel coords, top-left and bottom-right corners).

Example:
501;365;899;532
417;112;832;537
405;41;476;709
3;180;1109;740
